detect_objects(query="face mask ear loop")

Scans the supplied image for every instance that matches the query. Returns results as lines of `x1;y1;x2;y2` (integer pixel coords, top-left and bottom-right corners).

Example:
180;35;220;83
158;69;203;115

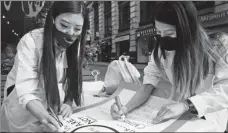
157;35;167;60
161;48;166;60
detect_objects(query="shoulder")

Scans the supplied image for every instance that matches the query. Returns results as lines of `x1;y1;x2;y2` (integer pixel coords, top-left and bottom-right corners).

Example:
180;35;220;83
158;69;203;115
19;28;44;49
29;28;44;37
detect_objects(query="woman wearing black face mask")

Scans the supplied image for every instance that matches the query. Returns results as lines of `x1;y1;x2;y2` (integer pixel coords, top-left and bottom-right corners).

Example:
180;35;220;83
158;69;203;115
1;1;88;132
111;2;228;132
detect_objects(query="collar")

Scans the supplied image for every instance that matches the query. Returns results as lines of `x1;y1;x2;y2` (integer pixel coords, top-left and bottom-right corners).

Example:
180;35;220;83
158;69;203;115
54;39;66;57
54;39;68;68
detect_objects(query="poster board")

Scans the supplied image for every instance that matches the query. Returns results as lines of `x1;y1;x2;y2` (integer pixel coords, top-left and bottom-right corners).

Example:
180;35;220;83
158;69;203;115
59;82;218;132
59;89;180;132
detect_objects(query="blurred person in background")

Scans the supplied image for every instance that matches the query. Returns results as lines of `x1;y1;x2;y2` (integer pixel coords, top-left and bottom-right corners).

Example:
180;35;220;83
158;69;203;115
1;43;17;75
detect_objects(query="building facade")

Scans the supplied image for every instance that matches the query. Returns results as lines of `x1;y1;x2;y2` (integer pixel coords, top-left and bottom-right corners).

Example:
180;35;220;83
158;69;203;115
86;1;228;64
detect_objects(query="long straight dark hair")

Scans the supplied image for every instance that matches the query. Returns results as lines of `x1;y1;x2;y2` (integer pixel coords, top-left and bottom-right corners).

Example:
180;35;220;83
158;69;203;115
42;1;88;112
153;2;217;99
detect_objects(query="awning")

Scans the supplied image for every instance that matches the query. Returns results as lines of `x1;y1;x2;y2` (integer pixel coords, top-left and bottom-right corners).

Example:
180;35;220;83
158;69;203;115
200;10;228;28
136;25;157;38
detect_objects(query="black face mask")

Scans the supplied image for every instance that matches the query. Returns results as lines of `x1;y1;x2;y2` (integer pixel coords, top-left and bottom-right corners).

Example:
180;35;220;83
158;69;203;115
53;26;78;49
159;36;178;51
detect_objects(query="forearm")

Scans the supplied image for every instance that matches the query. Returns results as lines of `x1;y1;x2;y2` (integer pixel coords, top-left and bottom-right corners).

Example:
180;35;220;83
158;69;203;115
26;99;49;121
125;84;154;113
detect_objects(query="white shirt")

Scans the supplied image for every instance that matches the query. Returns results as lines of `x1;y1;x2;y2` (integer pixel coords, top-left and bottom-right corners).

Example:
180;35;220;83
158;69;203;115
1;28;68;132
143;39;228;131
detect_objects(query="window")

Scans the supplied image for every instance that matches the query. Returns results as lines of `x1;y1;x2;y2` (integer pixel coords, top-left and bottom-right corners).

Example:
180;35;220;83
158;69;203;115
140;1;156;26
193;1;215;10
104;1;112;13
104;1;112;37
93;2;99;39
118;1;130;32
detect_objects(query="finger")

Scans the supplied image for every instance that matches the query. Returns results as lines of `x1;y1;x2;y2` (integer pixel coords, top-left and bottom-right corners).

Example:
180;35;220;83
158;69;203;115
65;109;72;118
162;111;175;120
65;111;70;118
58;115;64;121
41;119;58;132
111;104;121;120
153;109;170;124
62;109;69;118
111;110;121;120
153;111;174;125
46;115;60;129
118;109;124;115
156;106;168;117
111;103;119;114
60;104;68;114
46;123;58;132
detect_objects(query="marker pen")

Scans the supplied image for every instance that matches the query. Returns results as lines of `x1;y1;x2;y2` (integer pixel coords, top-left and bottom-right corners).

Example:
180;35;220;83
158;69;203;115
115;96;125;120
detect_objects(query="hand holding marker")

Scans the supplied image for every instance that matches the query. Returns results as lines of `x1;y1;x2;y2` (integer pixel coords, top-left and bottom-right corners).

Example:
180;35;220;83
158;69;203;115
115;96;126;120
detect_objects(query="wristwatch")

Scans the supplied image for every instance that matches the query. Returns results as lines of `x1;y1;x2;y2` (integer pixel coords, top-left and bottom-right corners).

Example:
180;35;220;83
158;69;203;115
186;99;198;115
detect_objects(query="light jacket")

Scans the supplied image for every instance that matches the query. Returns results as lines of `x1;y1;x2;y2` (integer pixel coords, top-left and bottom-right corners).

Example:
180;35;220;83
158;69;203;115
1;28;68;132
143;32;228;132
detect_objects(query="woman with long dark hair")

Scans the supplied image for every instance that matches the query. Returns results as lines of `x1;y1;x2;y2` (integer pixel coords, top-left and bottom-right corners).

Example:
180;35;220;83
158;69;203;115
111;2;228;131
1;1;88;132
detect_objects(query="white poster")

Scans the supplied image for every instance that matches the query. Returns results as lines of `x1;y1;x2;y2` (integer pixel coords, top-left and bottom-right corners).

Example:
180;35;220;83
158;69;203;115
59;89;180;132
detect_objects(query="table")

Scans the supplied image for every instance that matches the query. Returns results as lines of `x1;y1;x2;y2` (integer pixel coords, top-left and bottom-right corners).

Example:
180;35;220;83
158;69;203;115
63;81;220;132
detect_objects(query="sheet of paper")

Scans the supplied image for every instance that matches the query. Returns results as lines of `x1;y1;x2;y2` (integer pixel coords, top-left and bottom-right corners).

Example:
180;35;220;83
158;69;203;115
59;89;180;132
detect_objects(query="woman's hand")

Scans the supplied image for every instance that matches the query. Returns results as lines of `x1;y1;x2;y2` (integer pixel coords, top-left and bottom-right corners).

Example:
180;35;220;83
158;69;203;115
26;100;61;132
153;102;189;124
110;103;128;120
59;103;72;118
40;114;61;132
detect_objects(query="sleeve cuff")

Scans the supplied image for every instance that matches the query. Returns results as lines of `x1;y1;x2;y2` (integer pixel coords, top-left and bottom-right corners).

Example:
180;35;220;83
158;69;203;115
188;95;208;117
143;75;160;86
19;94;41;109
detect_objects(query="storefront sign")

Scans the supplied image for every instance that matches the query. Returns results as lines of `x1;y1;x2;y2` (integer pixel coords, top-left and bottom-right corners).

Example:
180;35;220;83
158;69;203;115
200;10;228;22
136;28;157;38
115;35;129;42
